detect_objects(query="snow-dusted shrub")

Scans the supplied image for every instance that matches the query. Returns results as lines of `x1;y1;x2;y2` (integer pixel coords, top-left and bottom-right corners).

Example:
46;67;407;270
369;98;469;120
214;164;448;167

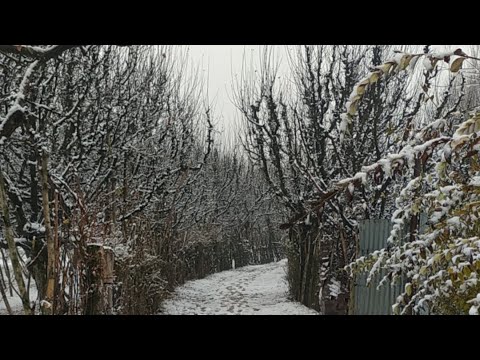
341;49;480;314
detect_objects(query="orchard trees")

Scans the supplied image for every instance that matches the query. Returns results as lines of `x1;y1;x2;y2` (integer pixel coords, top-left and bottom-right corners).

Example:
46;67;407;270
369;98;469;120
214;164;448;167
0;45;281;314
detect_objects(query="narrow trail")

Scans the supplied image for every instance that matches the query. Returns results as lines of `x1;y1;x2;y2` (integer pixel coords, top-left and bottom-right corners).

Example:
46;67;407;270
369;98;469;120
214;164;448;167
161;259;318;315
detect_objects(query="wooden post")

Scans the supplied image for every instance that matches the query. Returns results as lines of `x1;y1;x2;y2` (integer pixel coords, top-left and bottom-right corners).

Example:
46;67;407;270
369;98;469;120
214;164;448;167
40;150;55;315
348;232;359;315
53;190;60;313
85;244;115;315
85;244;104;315
103;247;115;315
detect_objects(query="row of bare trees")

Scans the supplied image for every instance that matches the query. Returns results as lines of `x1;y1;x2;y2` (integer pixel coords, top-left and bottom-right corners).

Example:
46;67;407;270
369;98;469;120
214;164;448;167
4;44;475;315
0;45;281;314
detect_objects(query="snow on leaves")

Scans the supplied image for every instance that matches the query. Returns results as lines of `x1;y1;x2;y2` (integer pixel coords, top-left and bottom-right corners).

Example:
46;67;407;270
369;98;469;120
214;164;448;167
340;48;471;144
335;48;480;314
345;108;480;314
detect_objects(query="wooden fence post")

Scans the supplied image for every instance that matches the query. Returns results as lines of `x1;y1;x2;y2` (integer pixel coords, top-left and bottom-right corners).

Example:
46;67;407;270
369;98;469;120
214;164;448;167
85;244;115;315
103;247;115;315
85;244;104;315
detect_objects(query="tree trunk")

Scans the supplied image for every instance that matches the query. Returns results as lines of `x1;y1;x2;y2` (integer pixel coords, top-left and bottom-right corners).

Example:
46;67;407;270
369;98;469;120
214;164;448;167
84;244;114;315
0;264;13;314
40;150;55;315
287;222;320;311
0;169;32;315
103;247;115;315
29;237;47;303
0;248;13;296
85;244;104;315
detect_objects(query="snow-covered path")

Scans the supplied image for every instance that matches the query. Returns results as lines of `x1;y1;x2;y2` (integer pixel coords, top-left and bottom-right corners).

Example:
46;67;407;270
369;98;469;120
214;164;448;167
161;259;318;315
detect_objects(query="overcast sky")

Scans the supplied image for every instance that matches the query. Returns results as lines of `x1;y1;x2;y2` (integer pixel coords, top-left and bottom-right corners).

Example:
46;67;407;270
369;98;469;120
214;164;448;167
187;46;252;137
187;45;289;143
185;45;470;143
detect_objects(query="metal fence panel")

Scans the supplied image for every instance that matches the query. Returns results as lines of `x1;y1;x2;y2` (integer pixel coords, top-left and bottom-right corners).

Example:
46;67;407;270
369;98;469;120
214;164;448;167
354;219;404;315
353;216;429;315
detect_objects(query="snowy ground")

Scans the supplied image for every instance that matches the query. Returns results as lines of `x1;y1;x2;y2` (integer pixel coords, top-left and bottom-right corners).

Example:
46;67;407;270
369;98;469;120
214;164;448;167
1;257;38;315
161;259;319;315
0;280;37;315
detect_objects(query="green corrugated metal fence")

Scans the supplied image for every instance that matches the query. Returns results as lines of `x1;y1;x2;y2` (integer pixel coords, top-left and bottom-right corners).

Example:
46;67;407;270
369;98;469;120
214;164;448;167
352;216;427;315
353;219;403;315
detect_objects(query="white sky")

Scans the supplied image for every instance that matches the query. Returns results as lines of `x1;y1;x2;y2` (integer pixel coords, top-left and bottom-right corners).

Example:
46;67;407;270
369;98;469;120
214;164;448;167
187;45;288;143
